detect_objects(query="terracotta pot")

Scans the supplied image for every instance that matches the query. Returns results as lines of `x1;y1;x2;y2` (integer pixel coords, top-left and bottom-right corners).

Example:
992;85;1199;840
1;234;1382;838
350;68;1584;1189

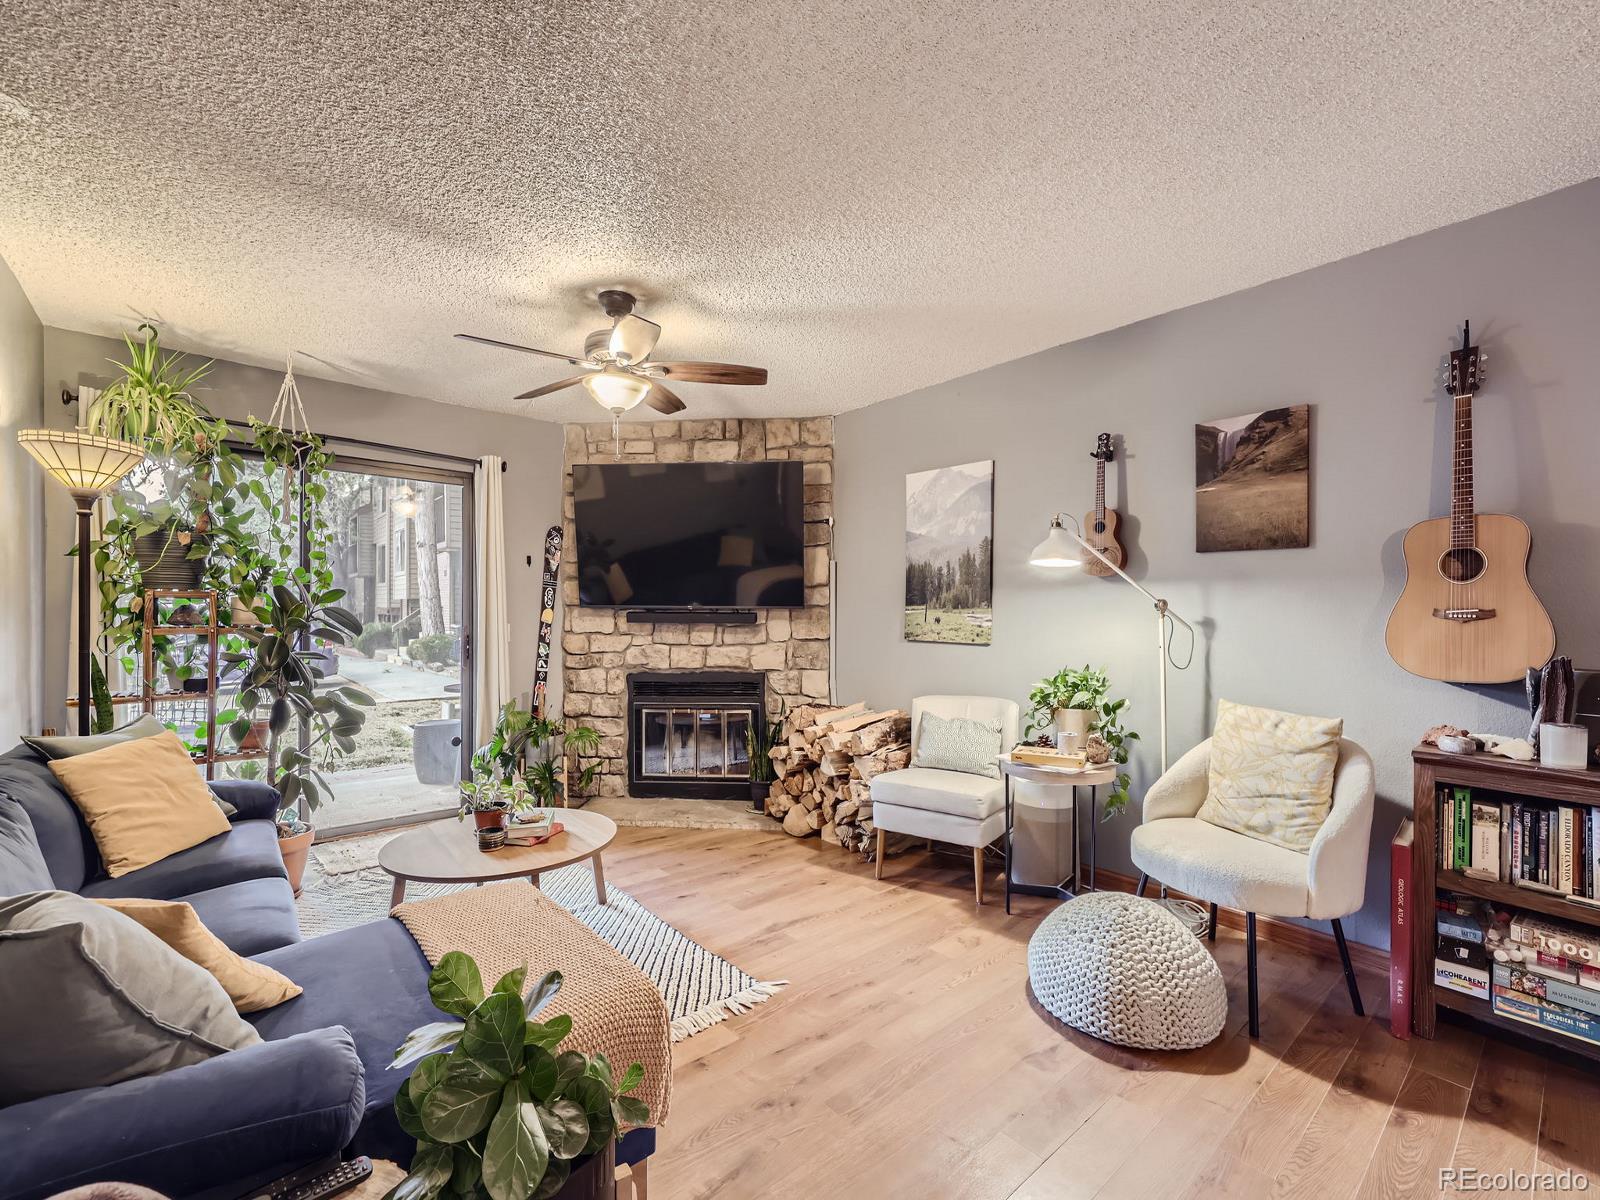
238;720;271;751
473;808;508;832
278;825;315;897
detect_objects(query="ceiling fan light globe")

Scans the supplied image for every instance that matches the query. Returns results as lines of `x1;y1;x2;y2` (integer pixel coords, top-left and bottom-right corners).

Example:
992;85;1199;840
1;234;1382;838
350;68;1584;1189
583;367;652;413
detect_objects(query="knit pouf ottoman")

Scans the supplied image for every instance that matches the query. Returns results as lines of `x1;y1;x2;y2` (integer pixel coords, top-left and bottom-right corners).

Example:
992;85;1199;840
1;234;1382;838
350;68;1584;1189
1027;891;1227;1050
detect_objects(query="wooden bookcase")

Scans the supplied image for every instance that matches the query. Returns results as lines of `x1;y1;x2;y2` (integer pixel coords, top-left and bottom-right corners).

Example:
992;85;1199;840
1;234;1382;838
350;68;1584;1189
1412;744;1600;1058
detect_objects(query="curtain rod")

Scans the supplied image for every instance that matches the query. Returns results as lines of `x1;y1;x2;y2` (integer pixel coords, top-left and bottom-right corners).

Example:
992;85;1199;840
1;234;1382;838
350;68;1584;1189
315;432;504;470
62;390;504;471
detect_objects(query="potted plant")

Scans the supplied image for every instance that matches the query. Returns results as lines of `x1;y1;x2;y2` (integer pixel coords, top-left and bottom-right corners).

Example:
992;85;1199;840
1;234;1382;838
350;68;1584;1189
458;775;530;832
389;954;649;1200
222;583;371;894
85;326;222;590
474;701;602;808
746;702;785;809
1025;664;1140;816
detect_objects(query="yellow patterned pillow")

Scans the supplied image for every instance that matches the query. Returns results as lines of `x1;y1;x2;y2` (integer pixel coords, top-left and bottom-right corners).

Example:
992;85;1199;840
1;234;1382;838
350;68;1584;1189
1196;700;1343;852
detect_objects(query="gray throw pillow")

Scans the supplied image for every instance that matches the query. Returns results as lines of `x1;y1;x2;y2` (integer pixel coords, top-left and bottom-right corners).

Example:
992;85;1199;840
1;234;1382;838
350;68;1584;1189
22;714;168;761
912;711;1003;778
0;797;53;894
0;890;260;1104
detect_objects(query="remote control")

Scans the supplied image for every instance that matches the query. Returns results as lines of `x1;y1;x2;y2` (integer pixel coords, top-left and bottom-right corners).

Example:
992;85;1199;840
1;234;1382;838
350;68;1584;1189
247;1154;373;1200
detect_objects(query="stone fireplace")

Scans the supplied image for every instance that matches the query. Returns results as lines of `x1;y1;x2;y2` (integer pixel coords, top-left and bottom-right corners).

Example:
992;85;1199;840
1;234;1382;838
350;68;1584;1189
560;417;833;799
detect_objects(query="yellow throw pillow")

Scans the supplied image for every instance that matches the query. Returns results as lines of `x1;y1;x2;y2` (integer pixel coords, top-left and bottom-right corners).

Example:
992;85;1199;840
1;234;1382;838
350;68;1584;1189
94;897;302;1013
48;731;232;877
1196;699;1343;853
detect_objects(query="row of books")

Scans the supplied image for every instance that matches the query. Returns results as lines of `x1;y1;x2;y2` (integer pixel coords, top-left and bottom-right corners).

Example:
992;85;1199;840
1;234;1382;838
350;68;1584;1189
1431;890;1600;1048
1435;784;1600;900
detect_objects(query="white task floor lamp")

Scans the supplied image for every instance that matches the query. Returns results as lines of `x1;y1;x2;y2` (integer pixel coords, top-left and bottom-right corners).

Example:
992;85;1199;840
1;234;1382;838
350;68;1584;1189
1028;514;1193;774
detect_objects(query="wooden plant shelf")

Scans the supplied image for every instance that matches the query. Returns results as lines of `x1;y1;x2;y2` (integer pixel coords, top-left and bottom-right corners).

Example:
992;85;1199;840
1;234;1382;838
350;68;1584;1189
1412;744;1600;1062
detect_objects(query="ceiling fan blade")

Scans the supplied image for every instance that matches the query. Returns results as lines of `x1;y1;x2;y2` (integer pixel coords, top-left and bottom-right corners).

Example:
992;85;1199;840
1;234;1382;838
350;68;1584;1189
652;361;768;385
644;380;687;414
609;314;661;365
514;375;589;400
456;333;586;367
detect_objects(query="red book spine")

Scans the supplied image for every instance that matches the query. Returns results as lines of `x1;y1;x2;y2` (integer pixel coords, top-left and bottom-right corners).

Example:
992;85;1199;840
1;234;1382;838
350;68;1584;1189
1391;818;1415;1039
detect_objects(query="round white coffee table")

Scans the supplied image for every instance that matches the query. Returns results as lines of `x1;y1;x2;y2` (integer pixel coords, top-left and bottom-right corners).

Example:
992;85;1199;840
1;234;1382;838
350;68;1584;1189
379;809;618;908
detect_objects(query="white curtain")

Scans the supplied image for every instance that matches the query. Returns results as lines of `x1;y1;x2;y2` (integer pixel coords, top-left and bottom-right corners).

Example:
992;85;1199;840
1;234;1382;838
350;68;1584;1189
473;455;511;749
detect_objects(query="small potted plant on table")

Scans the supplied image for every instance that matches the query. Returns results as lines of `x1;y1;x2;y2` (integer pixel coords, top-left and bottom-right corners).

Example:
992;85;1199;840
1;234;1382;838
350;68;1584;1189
1025;664;1139;816
459;774;530;850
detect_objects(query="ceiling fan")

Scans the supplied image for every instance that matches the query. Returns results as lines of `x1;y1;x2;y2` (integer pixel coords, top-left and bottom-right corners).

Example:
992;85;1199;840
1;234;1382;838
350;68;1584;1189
455;290;768;421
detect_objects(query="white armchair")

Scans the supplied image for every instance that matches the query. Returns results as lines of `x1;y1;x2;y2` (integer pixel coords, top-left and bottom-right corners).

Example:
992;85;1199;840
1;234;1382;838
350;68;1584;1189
1129;736;1375;1037
871;695;1021;905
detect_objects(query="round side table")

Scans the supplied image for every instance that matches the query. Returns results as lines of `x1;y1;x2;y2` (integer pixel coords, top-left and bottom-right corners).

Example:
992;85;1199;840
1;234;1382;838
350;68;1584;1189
999;755;1118;914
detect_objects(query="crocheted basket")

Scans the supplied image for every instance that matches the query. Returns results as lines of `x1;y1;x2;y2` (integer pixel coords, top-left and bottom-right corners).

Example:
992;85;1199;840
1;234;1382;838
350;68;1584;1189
1027;891;1227;1050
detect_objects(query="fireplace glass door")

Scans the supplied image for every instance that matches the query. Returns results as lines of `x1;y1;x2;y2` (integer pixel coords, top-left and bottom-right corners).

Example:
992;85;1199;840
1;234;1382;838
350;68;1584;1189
638;707;753;781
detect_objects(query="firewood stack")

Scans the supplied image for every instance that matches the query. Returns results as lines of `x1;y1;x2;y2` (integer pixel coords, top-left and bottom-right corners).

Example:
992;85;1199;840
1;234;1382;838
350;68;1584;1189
763;701;911;858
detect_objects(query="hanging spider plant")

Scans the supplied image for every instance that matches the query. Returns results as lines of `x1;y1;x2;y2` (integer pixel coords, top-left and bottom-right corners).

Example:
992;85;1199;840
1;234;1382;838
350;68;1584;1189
83;323;216;452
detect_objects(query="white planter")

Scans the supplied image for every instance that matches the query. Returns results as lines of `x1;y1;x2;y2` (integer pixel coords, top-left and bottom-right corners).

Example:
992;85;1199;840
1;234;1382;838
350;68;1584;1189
1052;707;1092;750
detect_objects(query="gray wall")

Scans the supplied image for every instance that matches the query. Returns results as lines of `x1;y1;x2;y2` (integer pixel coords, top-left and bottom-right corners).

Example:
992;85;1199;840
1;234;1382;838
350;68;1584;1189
37;329;565;732
835;178;1600;950
0;256;43;744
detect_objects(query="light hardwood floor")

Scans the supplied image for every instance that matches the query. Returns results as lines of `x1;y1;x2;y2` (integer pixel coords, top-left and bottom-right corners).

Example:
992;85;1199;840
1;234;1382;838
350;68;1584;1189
601;824;1600;1200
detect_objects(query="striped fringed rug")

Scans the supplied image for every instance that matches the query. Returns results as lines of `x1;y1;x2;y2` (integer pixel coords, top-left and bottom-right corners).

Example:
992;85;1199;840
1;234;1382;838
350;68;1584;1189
296;862;785;1042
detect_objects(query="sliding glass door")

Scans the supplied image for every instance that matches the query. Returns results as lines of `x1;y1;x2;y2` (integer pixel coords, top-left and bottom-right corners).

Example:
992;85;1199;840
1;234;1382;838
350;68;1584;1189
311;457;474;834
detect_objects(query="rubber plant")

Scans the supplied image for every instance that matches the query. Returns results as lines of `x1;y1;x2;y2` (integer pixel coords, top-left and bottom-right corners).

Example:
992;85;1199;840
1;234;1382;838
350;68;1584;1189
1024;665;1140;818
221;582;371;823
390;955;648;1200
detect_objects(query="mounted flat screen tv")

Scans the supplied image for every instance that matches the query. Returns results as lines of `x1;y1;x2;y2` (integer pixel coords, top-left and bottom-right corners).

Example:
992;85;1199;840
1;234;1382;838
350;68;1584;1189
573;462;806;608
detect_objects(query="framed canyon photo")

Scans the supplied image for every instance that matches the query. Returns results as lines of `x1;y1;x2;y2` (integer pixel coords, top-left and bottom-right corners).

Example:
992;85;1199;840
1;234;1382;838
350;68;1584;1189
1195;405;1310;552
904;460;994;644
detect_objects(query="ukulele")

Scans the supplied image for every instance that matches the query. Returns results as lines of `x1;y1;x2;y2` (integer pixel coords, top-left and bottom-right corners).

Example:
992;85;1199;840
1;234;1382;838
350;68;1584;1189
1081;432;1126;576
1385;321;1554;683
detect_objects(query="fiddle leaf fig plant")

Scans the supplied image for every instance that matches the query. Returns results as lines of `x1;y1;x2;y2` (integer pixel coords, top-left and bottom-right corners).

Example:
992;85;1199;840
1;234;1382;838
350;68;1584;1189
389;953;649;1200
1024;665;1140;818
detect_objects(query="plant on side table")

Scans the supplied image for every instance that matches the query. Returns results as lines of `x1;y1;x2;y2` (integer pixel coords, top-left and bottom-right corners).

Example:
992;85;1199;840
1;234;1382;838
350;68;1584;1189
389;954;648;1200
222;583;371;894
1024;664;1140;817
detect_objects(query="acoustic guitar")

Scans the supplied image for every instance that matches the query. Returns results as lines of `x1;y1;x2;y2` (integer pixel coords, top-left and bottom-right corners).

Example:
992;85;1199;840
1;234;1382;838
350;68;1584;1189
1385;322;1554;683
1082;432;1126;576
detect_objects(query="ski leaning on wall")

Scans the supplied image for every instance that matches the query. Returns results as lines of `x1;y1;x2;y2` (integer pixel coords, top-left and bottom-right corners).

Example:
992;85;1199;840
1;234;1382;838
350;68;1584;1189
532;524;562;718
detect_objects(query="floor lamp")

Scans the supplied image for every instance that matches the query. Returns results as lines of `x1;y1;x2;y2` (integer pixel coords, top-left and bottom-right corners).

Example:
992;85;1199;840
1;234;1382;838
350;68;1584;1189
17;429;146;734
1028;514;1192;774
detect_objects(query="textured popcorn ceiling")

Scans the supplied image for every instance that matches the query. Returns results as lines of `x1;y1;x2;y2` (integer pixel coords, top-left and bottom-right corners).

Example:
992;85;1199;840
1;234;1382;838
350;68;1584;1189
1;2;1597;422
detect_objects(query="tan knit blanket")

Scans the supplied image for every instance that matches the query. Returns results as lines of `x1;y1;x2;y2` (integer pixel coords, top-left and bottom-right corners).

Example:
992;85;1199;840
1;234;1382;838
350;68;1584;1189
393;883;672;1126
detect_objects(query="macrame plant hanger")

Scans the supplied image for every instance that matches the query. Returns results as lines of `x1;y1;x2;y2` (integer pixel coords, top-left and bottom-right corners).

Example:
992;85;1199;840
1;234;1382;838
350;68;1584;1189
266;351;313;510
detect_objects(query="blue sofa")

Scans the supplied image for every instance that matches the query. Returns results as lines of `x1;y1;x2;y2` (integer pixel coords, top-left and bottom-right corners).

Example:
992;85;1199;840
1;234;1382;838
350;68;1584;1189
0;745;654;1200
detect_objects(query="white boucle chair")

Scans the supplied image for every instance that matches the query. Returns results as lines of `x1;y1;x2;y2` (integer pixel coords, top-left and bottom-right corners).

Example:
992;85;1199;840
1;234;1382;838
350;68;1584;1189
871;695;1020;905
1129;736;1375;1037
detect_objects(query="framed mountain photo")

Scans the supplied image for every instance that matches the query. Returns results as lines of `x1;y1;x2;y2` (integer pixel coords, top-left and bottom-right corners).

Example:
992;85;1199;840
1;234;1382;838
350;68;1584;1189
1195;406;1310;552
905;460;994;644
